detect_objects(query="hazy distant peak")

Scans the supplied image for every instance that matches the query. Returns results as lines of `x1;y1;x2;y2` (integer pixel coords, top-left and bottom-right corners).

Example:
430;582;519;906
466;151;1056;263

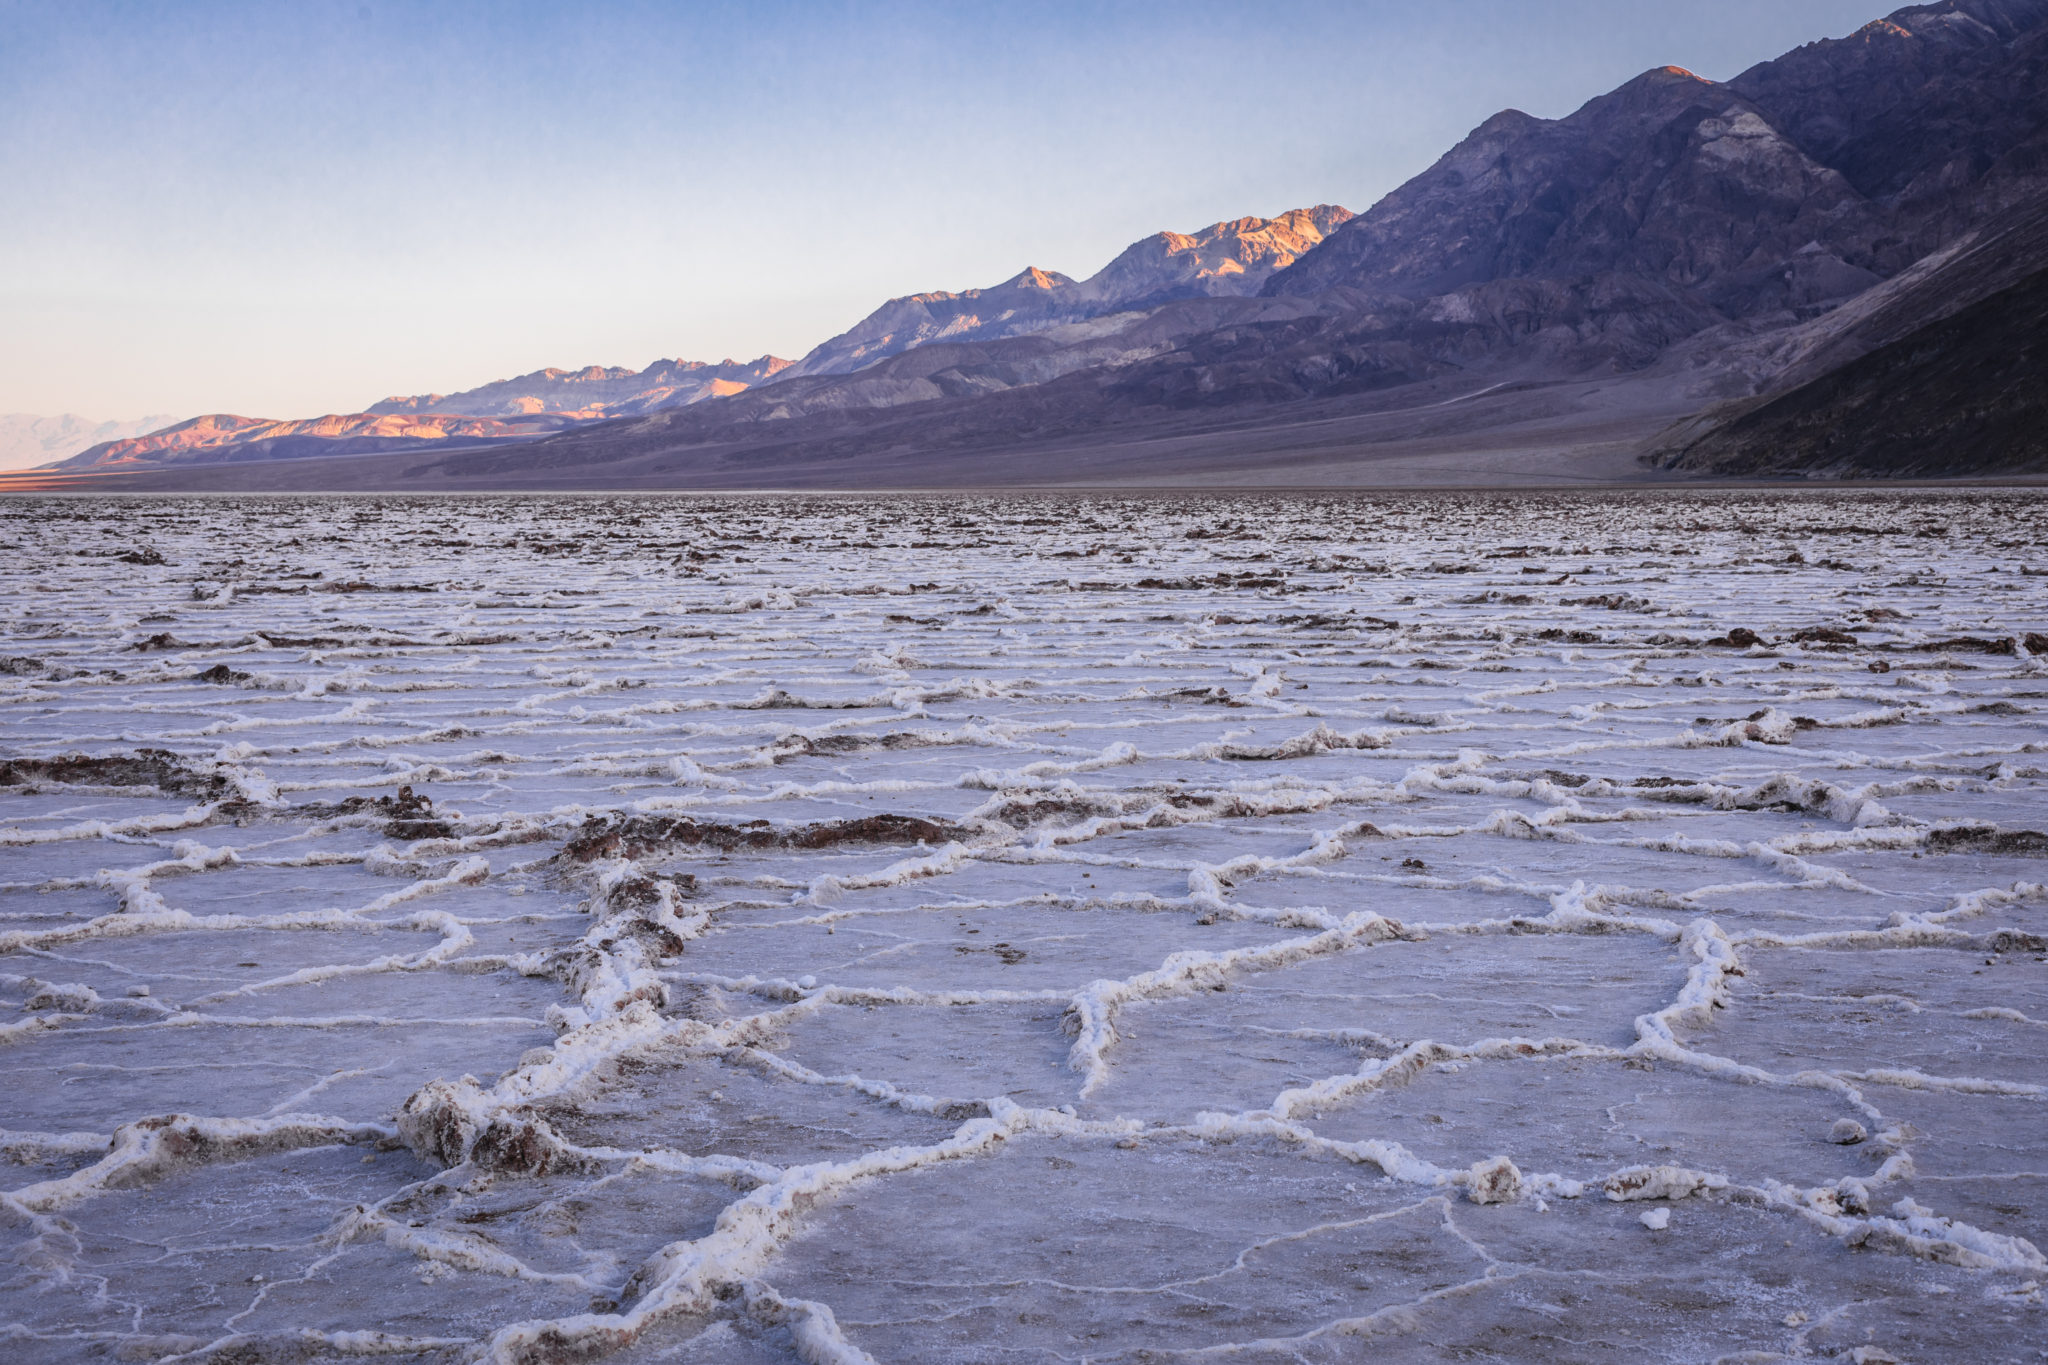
160;414;272;438
0;412;181;472
35;353;801;470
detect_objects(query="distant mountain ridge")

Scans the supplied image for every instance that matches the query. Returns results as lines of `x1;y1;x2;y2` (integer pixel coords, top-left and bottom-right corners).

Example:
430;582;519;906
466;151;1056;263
1085;207;1357;305
53;357;793;471
49;208;1355;471
56;411;576;470
367;355;792;418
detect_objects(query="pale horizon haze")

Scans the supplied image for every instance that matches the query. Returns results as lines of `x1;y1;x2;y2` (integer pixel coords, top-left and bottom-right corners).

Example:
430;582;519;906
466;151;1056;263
3;0;1889;423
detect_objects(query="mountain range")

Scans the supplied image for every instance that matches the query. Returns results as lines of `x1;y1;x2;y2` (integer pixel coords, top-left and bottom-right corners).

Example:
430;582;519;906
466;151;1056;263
27;0;2048;489
54;411;584;470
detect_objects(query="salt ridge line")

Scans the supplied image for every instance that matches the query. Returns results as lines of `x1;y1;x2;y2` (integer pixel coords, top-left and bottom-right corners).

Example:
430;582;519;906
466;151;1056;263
12;806;2031;1105
464;1035;2042;1365
0;854;490;955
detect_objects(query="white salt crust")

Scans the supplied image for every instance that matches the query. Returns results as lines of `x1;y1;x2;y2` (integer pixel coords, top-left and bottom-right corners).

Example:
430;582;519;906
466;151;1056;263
0;490;2044;1362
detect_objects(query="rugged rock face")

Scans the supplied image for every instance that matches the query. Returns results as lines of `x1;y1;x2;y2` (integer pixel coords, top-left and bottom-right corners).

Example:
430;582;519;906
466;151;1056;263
1727;0;2048;231
367;355;791;418
1267;68;1880;313
779;207;1353;379
1700;188;2048;401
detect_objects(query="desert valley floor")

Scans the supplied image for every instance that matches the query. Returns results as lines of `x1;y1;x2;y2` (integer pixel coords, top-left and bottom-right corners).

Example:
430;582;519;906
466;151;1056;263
1;490;2045;1364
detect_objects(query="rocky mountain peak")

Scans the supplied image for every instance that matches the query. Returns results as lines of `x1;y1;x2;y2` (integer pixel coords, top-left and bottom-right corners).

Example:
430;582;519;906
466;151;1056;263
1001;267;1073;292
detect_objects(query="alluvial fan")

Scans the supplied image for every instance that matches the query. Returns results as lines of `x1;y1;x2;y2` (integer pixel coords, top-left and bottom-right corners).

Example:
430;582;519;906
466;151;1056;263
1;489;2045;1364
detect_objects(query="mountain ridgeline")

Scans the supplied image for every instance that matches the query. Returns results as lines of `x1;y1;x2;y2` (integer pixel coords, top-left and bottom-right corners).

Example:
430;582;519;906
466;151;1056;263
43;0;2048;486
777;206;1355;380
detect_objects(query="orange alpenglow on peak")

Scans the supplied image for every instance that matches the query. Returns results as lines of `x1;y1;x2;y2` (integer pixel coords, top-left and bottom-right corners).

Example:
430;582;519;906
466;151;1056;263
1009;267;1068;290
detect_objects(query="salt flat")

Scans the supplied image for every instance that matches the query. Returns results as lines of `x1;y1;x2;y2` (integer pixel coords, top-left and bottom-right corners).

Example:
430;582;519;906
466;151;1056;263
0;490;2044;1364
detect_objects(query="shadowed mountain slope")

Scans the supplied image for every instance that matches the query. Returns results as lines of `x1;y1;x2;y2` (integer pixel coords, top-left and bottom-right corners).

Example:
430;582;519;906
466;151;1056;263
1649;191;2048;476
1653;264;2048;477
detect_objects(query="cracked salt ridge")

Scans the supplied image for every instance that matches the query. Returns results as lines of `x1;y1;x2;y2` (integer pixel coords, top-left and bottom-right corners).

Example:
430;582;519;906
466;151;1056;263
2;493;2047;1362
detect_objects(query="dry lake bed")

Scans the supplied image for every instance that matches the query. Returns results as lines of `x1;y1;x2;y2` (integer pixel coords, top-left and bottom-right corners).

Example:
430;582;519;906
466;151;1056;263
2;490;2045;1363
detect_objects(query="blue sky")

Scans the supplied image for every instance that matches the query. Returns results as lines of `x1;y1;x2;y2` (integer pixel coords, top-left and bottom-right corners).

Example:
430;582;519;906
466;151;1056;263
2;0;1888;419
